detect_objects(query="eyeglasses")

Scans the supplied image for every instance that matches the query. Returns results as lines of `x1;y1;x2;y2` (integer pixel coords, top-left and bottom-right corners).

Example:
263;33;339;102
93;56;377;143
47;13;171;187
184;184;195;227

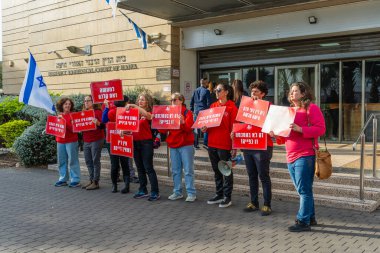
215;88;223;93
84;100;92;102
171;98;179;102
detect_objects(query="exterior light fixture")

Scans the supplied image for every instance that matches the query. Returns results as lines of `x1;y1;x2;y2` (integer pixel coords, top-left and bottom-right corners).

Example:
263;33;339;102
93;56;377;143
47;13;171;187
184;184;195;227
266;48;285;52
148;33;162;45
9;60;14;67
66;45;92;56
308;16;318;24
319;42;340;47
214;29;223;36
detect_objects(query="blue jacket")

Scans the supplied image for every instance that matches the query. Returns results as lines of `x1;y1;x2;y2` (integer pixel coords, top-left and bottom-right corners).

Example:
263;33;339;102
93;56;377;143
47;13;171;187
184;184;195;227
190;86;211;114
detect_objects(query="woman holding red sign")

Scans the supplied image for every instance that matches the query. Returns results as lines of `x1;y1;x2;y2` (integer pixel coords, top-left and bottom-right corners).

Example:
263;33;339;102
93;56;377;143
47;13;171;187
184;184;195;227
81;95;104;190
235;81;274;216
54;97;81;188
270;82;325;232
102;96;131;194
159;92;196;202
201;84;238;208
126;92;160;201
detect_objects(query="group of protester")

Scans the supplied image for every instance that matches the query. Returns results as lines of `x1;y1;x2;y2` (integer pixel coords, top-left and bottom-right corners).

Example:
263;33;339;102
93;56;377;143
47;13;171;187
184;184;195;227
53;79;325;232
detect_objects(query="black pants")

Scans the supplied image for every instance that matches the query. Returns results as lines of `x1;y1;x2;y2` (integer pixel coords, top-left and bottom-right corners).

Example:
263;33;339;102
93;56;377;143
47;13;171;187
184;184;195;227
133;140;159;194
106;143;130;185
243;147;273;207
208;147;233;198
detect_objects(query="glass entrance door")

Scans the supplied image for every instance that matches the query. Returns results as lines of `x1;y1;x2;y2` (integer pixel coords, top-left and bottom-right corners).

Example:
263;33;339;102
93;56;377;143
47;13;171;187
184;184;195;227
275;65;318;106
205;70;241;86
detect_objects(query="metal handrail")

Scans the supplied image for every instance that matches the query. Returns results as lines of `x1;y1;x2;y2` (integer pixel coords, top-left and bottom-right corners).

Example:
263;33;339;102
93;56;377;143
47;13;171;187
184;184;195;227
352;113;380;150
352;113;379;200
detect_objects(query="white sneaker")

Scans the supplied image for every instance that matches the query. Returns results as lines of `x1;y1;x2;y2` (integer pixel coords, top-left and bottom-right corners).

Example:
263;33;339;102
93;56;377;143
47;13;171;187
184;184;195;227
168;193;183;200
185;195;197;202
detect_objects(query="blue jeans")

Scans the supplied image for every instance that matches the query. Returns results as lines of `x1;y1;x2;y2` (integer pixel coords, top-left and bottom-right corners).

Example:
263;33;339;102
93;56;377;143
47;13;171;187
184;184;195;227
170;145;196;197
287;155;315;225
57;142;81;183
243;147;273;207
193;113;208;147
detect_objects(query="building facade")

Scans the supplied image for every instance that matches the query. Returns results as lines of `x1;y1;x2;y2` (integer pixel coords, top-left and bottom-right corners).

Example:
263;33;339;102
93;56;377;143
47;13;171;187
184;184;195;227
3;0;380;143
2;0;180;100
118;0;380;142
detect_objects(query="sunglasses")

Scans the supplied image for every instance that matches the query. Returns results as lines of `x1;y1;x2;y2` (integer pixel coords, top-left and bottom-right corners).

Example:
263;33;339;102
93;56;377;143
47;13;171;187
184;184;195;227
84;100;92;102
171;98;180;102
215;88;223;93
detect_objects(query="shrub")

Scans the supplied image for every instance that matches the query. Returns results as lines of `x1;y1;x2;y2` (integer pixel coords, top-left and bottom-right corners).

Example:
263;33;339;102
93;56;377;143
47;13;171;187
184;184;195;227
124;86;160;105
0;120;31;148
69;94;86;112
13;120;57;167
0;96;24;124
16;94;61;123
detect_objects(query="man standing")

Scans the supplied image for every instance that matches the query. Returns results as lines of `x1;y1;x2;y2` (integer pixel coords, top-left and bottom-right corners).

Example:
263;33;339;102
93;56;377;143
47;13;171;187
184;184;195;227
190;77;211;149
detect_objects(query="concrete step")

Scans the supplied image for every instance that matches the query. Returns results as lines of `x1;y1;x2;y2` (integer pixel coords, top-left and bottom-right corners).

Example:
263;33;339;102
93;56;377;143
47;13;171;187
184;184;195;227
48;163;379;212
153;165;380;201
156;175;379;212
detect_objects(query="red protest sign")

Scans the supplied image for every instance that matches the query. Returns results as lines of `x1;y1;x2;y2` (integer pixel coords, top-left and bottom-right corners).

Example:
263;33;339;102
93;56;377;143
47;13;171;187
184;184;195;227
151;105;181;129
110;133;133;158
90;79;123;103
45;115;66;138
232;123;267;150
106;122;121;143
191;106;226;129
115;108;139;132
70;110;97;132
236;96;270;128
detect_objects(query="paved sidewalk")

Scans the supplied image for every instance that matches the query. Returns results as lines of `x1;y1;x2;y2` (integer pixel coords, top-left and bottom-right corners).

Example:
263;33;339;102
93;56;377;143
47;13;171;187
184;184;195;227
0;168;379;253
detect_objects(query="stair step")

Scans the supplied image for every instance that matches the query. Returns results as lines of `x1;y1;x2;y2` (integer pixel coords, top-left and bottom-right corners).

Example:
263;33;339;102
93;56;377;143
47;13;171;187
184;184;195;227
153;165;380;201
156;176;379;212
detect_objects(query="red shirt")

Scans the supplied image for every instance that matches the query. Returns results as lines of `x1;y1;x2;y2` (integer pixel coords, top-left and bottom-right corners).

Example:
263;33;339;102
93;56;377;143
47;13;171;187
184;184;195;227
207;100;238;150
133;117;152;141
82;109;104;143
55;113;78;144
159;105;194;148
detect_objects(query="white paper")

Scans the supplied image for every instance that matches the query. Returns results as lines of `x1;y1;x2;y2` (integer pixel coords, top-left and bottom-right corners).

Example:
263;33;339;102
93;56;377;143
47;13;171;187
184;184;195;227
261;105;296;137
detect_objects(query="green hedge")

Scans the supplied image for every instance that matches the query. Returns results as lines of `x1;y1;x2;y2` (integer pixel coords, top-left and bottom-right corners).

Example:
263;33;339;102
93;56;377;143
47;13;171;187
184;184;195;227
0;97;24;124
0;120;31;148
13;120;57;167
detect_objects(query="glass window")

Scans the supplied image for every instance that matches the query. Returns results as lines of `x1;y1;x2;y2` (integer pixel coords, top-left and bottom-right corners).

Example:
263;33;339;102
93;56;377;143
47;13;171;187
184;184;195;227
258;67;275;104
342;61;362;141
242;67;256;94
320;62;340;141
365;60;380;141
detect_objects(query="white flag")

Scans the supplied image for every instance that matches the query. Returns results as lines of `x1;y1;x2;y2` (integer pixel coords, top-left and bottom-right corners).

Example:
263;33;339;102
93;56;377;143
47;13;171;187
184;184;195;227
106;0;119;18
19;51;56;114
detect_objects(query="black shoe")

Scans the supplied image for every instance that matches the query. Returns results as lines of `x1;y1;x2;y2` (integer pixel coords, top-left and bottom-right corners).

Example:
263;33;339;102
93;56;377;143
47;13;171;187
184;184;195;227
243;202;259;212
219;197;232;208
207;195;224;204
295;218;317;226
111;184;118;193
120;186;130;194
195;145;200;150
130;176;139;184
288;221;311;232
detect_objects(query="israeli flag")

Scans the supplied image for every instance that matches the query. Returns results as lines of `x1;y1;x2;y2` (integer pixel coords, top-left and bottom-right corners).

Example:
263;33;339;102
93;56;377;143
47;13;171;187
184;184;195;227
105;0;119;18
19;51;56;114
120;12;148;49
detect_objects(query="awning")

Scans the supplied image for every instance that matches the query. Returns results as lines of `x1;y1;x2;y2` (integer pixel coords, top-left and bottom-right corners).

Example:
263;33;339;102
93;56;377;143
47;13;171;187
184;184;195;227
117;0;364;27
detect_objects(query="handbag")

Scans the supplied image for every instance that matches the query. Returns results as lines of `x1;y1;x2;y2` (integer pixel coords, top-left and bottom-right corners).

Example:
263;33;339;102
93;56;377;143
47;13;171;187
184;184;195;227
314;137;332;180
307;109;332;179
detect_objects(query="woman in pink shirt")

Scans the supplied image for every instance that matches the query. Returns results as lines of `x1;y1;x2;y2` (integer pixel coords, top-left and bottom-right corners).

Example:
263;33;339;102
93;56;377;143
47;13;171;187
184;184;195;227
271;82;325;232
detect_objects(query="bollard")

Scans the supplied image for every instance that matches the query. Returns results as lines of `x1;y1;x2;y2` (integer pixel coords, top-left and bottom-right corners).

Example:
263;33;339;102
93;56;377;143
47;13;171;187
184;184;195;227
359;134;365;200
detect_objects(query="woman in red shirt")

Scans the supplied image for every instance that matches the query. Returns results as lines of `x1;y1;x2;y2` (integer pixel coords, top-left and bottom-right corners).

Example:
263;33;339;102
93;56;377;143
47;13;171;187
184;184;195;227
159;92;196;202
81;95;104;190
126;92;160;201
54;97;81;188
201;84;238;208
